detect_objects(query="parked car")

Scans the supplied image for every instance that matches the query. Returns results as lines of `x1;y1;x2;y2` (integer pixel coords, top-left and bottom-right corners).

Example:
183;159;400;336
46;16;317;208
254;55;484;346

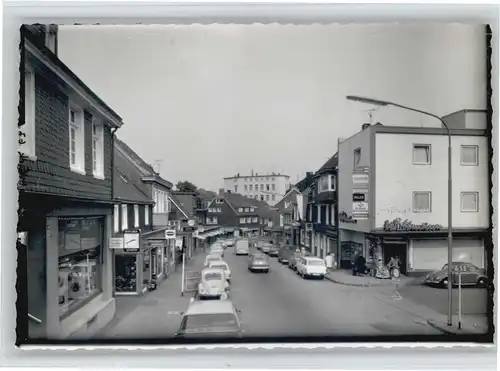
204;253;223;267
210;243;224;257
174;299;243;338
424;262;488;288
248;253;270;273
278;245;295;264
296;256;327;279
268;245;279;257
288;251;302;270
235;239;250;255
208;260;232;282
197;267;229;300
225;238;236;247
261;243;272;254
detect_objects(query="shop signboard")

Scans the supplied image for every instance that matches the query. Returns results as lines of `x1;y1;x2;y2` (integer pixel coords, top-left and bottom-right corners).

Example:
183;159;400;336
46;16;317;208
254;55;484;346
165;229;176;239
352;193;366;202
352;201;369;220
123;230;140;252
109;237;124;249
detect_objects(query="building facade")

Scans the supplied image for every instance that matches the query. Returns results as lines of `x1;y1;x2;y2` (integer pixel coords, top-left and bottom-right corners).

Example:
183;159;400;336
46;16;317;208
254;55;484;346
338;111;489;275
19;25;123;340
223;172;291;206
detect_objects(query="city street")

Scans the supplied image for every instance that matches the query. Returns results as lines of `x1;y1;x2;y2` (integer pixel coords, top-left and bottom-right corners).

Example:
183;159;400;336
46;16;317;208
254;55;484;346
97;247;442;340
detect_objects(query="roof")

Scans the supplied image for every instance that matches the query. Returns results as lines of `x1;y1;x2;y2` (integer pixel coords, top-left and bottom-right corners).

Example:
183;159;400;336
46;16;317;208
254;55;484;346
115;137;173;189
23;25;123;127
168;194;190;220
185;300;235;316
114;145;153;204
223;173;290;180
317;153;338;173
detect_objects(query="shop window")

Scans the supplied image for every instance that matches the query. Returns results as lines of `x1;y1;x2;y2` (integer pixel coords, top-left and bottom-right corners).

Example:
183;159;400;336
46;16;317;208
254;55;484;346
115;254;137;293
58;217;104;318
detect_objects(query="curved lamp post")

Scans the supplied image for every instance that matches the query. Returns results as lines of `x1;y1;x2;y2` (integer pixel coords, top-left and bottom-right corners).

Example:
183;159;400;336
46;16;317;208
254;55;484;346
346;95;454;327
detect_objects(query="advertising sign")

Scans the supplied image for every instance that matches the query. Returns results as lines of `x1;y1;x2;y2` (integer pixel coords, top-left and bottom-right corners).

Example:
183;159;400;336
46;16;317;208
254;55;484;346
352;193;366;202
108;237;124;249
352;202;369;220
123;231;140;251
165;229;176;239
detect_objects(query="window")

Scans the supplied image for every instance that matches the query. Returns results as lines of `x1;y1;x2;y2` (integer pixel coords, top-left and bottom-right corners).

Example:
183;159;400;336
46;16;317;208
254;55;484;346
58;217;104;318
234;185;238;193
284;201;291;209
216;199;224;204
260;195;264;201
69;104;85;174
121;204;128;230
317;205;321;223
240;217;246;224
134;205;139;228
318;175;335;192
412;191;431;213
266;194;270;201
145;205;150;225
238;207;243;213
353;148;361;168
164;193;169;213
246;217;252;223
461;192;479;212
252;217;258;223
266;184;270;191
325;205;330;225
249;185;253;191
244;185;248;191
272;178;275;181
272;184;275;191
413;144;431;165
250;208;255;212
153;189;158;213
217;208;222;212
113;204;120;233
245;208;250;212
272;195;275;201
308;205;312;221
21;68;36;159
461;145;479;166
91;119;104;179
260;184;264;190
207;216;218;225
115;255;137;293
331;205;335;226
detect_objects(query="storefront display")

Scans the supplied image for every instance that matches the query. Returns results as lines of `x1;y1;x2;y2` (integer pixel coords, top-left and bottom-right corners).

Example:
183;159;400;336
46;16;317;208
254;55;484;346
58;217;103;317
115;255;137;293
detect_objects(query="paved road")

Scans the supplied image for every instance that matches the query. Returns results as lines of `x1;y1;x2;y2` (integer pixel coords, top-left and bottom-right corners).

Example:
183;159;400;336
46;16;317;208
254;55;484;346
398;284;488;316
225;247;441;337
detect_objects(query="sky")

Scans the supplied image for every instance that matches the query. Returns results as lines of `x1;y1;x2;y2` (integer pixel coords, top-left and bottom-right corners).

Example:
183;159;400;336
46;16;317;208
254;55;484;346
58;24;487;191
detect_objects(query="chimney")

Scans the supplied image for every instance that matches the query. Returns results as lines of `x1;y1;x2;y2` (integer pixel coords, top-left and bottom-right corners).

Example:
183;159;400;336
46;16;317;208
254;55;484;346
306;172;313;178
362;123;371;130
218;188;225;195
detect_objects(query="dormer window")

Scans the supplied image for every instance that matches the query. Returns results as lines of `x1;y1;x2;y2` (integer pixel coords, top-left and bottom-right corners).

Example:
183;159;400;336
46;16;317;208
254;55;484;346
318;174;335;193
216;199;224;204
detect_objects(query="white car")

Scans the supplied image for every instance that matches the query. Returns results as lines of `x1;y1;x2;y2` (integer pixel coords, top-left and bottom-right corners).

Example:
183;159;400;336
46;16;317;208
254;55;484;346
296;256;327;279
210;244;225;257
204;253;223;267
235;239;249;255
197;267;229;299
208;260;232;282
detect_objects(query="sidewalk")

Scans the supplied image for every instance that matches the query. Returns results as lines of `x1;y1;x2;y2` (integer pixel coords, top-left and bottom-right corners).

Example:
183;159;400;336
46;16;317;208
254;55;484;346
325;268;419;287
427;315;490;335
95;250;206;340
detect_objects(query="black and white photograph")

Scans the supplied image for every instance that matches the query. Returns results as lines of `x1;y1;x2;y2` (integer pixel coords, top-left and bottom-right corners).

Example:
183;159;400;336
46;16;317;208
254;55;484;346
16;21;494;345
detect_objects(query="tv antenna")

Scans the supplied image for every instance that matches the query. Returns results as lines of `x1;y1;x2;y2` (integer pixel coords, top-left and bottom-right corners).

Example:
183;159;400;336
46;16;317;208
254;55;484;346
362;107;380;124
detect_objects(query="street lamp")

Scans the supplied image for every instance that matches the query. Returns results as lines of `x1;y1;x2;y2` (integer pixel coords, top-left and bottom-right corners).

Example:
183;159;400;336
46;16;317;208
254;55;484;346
346;95;454;327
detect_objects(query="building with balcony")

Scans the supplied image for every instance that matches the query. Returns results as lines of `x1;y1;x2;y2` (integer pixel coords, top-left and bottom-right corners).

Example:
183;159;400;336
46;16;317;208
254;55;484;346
222;171;291;206
18;24;123;340
338;110;490;275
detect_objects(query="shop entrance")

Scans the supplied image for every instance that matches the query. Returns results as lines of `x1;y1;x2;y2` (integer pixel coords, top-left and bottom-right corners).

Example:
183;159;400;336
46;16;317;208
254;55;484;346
383;242;408;275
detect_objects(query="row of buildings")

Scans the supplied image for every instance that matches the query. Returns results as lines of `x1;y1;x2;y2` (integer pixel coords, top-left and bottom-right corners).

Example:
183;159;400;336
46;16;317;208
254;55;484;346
266;110;490;277
17;25;232;342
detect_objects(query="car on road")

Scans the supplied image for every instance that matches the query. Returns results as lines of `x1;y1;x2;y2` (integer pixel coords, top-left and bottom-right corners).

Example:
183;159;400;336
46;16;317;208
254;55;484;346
210;243;224;257
288;251;302;270
204;253;223;267
208;260;232;282
423;262;488;288
260;242;272;254
268;245;279;257
225;238;236;247
278;245;295;264
296;256;327;279
248;253;270;273
235;239;250;255
197;267;229;300
174;299;243;338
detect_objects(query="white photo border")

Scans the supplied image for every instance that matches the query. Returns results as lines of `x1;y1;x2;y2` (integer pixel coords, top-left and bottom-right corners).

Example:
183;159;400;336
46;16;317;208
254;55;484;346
2;0;498;369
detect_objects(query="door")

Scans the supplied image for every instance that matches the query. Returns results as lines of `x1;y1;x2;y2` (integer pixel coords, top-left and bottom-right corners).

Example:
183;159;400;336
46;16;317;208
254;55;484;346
383;242;407;275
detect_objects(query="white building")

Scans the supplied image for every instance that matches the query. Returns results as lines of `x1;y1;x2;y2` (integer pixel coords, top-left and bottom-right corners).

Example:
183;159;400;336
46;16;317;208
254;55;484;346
223;172;291;206
338;109;489;276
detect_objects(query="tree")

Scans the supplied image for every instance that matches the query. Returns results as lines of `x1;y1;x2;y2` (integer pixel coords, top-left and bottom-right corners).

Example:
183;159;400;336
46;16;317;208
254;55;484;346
176;180;197;193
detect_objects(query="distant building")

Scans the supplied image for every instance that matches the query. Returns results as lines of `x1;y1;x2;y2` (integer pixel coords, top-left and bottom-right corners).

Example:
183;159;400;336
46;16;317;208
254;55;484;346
222;172;291;206
337;110;489;276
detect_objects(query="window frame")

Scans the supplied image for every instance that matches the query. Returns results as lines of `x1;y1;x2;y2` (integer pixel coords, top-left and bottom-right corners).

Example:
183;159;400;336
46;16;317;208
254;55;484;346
353;148;361;168
91;117;105;179
134;204;140;228
240;217;246;224
412;144;432;165
68;102;85;175
460;145;479;166
121;204;128;230
21;67;37;160
460;192;479;212
412;191;432;213
318;174;335;193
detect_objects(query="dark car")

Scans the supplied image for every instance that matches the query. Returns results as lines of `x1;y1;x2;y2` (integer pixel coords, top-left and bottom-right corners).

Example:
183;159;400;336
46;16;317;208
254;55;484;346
423;262;488;288
278;245;295;264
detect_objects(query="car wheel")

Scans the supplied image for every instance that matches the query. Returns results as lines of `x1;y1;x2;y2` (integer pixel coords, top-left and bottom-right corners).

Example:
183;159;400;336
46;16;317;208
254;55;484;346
477;278;487;288
440;278;449;288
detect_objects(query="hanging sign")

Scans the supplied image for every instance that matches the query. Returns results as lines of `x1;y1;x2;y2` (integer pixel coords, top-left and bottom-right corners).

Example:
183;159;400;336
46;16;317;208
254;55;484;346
109;237;124;249
165;229;176;239
352;202;369;220
123;231;140;251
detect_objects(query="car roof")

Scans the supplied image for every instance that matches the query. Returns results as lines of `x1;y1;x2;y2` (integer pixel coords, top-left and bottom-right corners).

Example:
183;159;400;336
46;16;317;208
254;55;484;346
209;260;228;266
201;267;225;274
185;299;236;316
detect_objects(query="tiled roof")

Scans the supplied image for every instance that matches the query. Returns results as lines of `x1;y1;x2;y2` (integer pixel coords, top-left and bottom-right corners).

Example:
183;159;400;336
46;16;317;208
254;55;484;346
114;145;152;204
171;192;196;218
197;188;217;202
217;192;274;219
295;173;315;192
317;153;338;172
169;193;191;219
